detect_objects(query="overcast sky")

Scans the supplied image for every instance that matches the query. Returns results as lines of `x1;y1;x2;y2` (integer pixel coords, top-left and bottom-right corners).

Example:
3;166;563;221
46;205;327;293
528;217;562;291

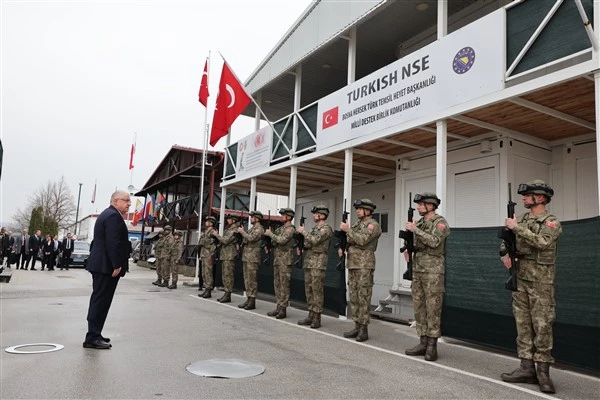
1;0;312;228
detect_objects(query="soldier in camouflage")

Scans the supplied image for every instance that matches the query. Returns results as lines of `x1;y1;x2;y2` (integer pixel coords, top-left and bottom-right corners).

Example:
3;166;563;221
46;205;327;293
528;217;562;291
404;193;450;362
156;226;173;288
152;230;166;286
340;199;382;342
237;211;265;310
212;215;240;303
167;231;184;289
297;205;333;329
264;208;296;319
198;216;217;298
500;180;562;394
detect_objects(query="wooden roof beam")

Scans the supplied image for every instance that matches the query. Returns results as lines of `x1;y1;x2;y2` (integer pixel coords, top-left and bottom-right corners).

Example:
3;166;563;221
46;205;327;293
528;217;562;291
509;97;595;130
320;156;395;174
379;138;426;150
418;126;468;140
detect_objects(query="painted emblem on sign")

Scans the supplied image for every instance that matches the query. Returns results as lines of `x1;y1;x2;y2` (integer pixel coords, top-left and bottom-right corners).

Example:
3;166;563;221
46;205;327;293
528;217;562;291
452;47;475;74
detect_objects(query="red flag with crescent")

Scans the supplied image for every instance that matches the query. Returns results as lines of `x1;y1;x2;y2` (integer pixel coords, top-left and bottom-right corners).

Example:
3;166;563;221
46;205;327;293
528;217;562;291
198;59;209;107
210;62;252;147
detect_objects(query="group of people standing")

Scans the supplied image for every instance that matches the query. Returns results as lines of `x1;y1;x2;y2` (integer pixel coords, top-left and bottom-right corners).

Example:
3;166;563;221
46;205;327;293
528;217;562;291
192;179;561;395
151;225;183;289
0;228;75;271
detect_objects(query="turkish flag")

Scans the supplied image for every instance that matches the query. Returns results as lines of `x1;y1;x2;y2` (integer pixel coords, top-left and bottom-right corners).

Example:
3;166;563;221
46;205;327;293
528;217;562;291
129;143;135;170
198;59;209;107
322;107;339;129
210;62;252;147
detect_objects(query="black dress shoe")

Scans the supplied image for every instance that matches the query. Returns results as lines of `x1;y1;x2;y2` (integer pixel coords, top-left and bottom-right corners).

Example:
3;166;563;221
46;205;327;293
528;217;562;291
101;336;111;343
83;339;111;349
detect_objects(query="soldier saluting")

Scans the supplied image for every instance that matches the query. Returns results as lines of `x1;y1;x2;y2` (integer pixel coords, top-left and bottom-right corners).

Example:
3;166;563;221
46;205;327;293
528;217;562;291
500;180;562;394
340;199;381;342
198;216;217;299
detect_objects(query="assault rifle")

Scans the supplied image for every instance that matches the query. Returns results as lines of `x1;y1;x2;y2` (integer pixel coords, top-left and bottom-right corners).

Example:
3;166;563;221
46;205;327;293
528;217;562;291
234;227;244;262
399;192;415;281
333;200;349;271
498;183;518;291
211;234;220;266
292;207;306;268
260;211;274;265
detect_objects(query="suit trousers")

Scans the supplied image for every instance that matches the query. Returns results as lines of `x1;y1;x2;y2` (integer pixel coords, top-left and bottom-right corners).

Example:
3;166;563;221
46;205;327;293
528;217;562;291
86;272;120;342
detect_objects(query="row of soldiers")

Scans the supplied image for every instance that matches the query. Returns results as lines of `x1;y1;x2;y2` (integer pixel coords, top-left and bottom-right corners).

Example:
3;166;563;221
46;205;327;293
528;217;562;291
151;225;184;289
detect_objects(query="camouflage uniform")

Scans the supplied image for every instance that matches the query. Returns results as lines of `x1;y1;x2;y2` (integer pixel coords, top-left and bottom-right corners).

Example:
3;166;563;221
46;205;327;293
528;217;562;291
346;217;382;326
510;211;561;363
239;221;264;299
160;234;175;285
199;226;217;290
153;232;165;284
303;223;333;314
168;233;184;287
412;214;450;339
271;222;296;309
214;222;238;296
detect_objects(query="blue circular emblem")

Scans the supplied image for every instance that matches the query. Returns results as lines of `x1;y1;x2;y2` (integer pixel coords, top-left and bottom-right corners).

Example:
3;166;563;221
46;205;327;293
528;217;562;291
452;47;475;74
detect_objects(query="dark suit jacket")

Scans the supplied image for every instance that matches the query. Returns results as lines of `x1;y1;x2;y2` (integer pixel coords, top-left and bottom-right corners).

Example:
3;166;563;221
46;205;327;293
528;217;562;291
29;235;41;253
42;239;54;255
86;205;129;277
62;238;75;255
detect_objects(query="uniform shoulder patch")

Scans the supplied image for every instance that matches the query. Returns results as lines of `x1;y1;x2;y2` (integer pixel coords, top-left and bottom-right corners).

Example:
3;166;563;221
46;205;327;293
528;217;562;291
367;224;375;230
436;223;446;230
545;220;557;228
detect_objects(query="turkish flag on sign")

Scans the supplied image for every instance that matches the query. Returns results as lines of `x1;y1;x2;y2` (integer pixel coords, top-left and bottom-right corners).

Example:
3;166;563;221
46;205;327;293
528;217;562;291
210;62;252;147
322;106;339;129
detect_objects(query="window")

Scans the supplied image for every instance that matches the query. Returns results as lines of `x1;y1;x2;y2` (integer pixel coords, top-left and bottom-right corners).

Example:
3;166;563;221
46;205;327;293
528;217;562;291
371;212;389;233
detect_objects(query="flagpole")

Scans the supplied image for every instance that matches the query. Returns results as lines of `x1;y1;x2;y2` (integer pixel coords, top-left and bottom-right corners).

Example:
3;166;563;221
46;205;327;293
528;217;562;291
194;52;211;285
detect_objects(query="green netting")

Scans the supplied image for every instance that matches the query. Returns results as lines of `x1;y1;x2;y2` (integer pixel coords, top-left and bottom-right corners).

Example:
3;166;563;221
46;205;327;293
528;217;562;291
507;0;593;75
297;105;318;152
272;120;292;161
225;144;237;177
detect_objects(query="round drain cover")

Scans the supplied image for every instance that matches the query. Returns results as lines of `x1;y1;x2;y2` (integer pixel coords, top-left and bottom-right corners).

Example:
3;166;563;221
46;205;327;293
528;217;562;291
5;343;64;354
186;358;265;378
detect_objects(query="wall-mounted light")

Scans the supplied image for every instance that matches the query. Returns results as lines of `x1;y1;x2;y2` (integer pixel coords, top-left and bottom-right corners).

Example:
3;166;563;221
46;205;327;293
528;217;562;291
322;63;331;69
400;159;411;170
416;2;429;12
480;140;492;153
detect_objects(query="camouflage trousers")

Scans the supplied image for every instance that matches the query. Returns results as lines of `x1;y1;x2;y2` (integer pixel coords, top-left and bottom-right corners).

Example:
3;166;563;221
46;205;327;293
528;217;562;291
155;258;163;279
170;261;179;284
201;257;214;289
304;268;325;313
243;261;258;298
348;269;374;325
159;257;171;281
274;263;292;307
412;272;445;338
512;278;556;363
221;260;235;292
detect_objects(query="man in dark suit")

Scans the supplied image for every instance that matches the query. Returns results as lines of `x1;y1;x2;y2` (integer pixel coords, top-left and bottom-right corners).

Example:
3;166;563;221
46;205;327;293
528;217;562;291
28;230;42;271
84;190;130;350
17;229;31;270
61;233;75;270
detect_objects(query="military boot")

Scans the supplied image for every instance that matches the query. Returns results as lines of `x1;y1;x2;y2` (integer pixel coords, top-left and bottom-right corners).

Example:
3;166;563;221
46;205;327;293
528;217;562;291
405;336;428;356
275;307;287;319
356;324;369;342
424;337;438;361
217;292;231;303
267;306;280;317
168;283;177;289
536;362;556;393
238;298;249;308
244;297;256;310
202;289;212;299
298;311;313;326
343;322;360;338
152;279;161;286
500;359;538;384
310;313;321;329
159;281;169;287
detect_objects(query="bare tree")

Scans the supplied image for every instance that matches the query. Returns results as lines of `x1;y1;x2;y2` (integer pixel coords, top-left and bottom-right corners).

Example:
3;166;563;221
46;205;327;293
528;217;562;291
11;177;76;229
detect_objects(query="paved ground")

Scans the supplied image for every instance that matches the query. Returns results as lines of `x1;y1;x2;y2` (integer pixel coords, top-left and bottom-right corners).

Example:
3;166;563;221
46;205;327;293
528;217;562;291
1;263;598;399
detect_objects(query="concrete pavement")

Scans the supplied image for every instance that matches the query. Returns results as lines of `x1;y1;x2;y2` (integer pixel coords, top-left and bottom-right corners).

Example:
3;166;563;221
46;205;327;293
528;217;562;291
1;263;598;399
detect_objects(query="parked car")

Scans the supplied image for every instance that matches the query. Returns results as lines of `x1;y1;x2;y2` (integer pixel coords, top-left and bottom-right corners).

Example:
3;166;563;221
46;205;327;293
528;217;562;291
69;241;91;267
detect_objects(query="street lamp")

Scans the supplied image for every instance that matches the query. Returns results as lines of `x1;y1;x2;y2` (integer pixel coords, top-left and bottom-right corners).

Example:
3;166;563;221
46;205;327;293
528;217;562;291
74;183;82;235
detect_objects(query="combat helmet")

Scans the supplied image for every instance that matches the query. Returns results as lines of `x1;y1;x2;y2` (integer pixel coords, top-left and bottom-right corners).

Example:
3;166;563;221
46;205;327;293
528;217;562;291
204;216;217;225
353;199;376;211
249;211;263;220
226;214;240;222
163;225;173;232
279;207;295;218
517;179;554;202
172;230;182;237
414;192;441;207
310;204;330;218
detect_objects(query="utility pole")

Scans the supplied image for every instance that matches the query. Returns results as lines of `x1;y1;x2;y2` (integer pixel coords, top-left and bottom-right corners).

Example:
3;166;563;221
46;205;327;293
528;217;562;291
75;183;83;235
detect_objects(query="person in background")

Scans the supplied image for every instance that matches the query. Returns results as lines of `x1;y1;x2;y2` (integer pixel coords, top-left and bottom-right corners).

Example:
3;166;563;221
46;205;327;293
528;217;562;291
61;233;75;270
41;234;54;271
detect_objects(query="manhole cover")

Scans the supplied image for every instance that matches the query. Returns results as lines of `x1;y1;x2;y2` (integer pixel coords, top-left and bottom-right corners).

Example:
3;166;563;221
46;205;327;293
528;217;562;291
5;343;64;354
186;359;265;378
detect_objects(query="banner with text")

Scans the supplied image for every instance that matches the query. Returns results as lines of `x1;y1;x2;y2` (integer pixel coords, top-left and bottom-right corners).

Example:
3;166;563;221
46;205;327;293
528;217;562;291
316;10;505;150
235;125;273;180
